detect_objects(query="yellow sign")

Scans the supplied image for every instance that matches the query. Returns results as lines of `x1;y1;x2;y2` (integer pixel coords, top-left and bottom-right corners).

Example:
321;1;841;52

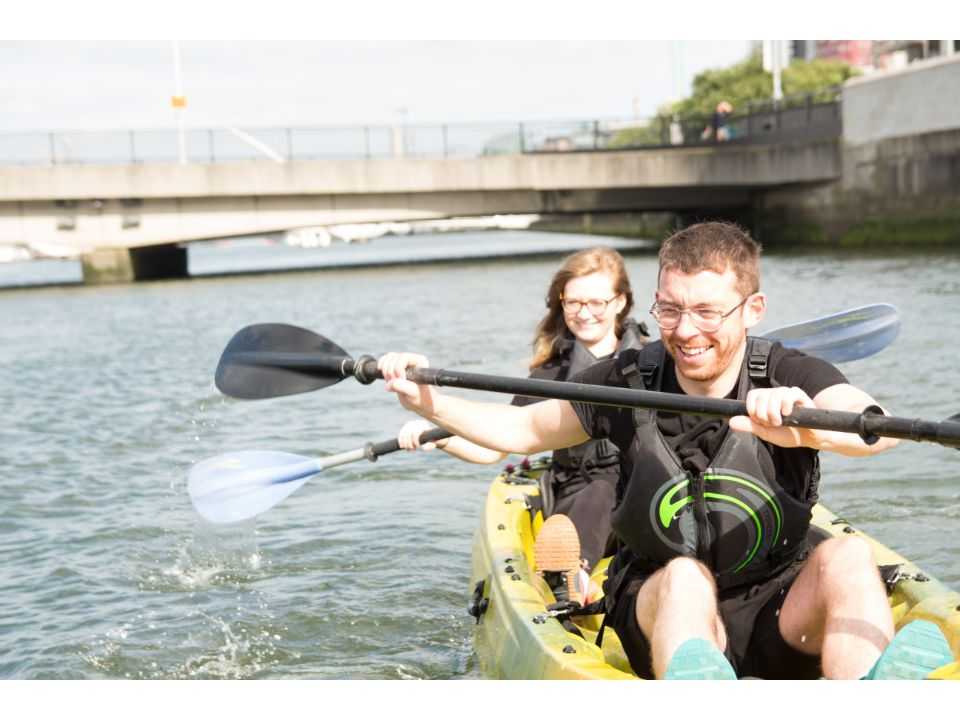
171;95;187;109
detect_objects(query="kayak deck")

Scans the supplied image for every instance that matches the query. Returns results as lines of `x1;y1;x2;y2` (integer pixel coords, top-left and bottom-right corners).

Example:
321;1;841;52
468;459;960;680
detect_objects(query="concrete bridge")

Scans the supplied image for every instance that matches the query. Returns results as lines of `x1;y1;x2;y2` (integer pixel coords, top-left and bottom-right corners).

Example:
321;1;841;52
0;134;842;282
2;52;959;284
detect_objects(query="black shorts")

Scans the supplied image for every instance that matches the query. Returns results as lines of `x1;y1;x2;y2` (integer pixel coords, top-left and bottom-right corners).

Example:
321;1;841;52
607;558;822;680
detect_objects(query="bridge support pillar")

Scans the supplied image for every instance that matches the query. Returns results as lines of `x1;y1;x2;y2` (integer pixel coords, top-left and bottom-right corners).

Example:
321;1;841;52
80;244;188;285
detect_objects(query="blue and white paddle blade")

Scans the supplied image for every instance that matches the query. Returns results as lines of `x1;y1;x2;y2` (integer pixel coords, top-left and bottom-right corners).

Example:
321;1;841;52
766;303;900;364
188;450;322;524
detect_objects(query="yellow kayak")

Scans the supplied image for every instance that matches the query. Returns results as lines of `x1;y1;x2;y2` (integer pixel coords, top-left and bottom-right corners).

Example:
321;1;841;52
468;459;960;680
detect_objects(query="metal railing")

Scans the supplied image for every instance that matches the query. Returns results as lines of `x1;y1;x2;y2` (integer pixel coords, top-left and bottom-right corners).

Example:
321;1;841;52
0;90;842;167
623;87;844;150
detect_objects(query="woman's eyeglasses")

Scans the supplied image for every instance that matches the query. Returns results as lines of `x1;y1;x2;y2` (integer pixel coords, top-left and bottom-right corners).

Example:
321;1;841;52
560;295;620;315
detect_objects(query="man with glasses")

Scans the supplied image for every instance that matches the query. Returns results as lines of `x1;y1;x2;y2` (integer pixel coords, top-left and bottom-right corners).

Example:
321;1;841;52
378;222;926;679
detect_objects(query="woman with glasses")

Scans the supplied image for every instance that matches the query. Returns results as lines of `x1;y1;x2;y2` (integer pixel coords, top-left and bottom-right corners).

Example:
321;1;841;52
396;246;649;602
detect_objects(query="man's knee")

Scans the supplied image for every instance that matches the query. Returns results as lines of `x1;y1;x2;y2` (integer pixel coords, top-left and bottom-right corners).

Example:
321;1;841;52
817;536;879;588
657;557;716;602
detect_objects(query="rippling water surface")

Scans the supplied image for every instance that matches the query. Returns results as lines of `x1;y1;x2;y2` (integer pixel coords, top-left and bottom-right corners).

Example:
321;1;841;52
2;231;959;679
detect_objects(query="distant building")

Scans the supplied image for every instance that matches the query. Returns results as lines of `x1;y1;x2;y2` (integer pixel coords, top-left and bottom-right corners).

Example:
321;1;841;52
872;40;959;71
789;40;874;70
815;40;875;69
789;39;958;74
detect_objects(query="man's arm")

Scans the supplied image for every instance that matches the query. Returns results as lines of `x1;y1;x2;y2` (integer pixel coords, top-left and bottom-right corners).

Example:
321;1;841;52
379;352;591;454
729;383;899;456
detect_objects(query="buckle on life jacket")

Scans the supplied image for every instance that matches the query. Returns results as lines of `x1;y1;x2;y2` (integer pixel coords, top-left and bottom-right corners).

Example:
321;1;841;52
747;338;773;381
620;360;658;389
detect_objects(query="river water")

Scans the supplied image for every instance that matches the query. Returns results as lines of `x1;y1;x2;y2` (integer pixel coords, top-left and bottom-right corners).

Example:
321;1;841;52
2;230;959;679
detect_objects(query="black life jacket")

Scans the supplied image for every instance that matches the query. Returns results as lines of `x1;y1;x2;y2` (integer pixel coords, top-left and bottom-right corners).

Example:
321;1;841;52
610;337;817;592
551;319;646;481
535;319;649;517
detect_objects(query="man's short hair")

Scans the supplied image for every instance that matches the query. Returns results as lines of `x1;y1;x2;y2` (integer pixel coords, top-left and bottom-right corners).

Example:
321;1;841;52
658;221;761;297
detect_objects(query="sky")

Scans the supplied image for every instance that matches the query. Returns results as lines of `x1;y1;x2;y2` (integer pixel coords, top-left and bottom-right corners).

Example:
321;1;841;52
2;0;949;135
1;40;753;132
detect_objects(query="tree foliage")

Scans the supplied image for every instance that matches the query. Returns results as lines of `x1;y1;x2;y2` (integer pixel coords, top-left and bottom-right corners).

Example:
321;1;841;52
673;49;861;117
608;48;861;148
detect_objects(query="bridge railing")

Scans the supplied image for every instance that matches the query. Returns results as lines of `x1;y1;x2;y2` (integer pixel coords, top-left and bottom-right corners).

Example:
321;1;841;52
0;90;842;166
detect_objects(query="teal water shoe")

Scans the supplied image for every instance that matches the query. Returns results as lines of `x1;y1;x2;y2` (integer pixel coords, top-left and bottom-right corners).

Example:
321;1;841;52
664;638;737;680
864;620;954;680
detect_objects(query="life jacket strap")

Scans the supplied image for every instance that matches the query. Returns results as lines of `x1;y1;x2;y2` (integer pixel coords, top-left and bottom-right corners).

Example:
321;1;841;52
617;344;663;431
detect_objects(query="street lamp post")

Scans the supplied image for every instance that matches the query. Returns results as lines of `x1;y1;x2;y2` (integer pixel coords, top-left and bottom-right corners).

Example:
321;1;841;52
772;40;783;103
763;40;785;103
762;40;785;103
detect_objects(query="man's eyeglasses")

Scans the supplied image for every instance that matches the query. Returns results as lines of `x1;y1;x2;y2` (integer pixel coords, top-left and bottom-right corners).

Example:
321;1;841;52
561;295;620;315
649;296;749;332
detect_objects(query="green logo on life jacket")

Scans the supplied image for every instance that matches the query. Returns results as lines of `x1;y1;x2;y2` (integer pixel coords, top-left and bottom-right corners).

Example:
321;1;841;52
655;473;783;573
658;480;692;528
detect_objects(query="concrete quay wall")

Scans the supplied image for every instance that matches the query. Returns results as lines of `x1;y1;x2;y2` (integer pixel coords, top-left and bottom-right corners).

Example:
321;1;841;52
756;55;960;246
843;54;960;146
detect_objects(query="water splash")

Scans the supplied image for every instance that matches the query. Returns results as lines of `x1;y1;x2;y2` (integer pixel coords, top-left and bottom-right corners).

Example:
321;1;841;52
80;608;290;679
138;522;266;592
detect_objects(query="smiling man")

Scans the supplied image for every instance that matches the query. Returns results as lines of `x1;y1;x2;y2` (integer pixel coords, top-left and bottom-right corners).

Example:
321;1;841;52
378;222;923;680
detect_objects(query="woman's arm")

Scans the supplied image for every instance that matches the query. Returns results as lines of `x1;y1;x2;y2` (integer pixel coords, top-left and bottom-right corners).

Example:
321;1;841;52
397;419;508;464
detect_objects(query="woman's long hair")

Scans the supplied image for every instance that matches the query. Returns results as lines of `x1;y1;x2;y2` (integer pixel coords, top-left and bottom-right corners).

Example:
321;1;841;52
530;247;634;369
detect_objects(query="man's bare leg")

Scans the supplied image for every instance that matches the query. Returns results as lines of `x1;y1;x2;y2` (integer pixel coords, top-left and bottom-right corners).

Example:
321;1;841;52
778;536;894;679
633;557;728;678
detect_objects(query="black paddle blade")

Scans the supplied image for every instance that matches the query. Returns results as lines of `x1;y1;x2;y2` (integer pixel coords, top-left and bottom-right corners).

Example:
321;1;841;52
215;324;352;400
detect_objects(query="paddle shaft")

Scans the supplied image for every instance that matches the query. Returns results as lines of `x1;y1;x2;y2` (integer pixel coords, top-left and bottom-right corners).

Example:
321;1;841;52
226;350;960;449
365;427;453;458
423;369;959;448
316;426;454;472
